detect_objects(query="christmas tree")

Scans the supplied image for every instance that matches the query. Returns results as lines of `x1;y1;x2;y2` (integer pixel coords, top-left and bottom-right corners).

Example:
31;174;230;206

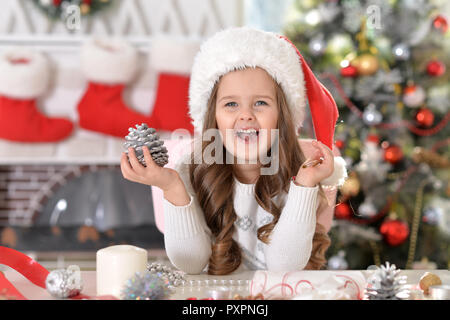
284;0;449;270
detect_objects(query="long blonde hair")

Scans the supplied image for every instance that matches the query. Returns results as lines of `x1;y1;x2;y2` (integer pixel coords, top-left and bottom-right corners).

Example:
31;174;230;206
188;71;331;274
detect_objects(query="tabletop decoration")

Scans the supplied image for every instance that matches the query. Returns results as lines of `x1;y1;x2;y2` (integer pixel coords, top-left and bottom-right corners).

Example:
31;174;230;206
147;262;186;287
365;262;408;300
250;270;366;300
121;271;172;300
45;265;83;299
419;272;442;296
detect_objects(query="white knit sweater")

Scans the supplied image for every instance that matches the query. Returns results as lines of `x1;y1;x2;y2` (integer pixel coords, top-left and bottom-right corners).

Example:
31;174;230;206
162;160;319;275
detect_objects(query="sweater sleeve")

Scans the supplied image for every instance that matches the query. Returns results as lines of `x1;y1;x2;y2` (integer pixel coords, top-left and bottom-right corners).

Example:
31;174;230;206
264;180;319;271
162;156;212;275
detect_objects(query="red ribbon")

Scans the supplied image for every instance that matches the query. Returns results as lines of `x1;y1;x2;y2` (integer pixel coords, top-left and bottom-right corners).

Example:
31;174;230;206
0;246;116;300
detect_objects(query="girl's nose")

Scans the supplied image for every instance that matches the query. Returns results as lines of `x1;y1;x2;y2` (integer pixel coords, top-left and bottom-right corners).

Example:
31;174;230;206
239;108;254;121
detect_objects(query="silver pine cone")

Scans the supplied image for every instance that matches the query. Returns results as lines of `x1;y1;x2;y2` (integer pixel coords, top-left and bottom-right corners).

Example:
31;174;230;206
365;262;409;300
124;123;169;167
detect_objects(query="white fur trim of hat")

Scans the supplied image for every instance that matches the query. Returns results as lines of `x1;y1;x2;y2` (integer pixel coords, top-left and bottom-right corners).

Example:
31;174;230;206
150;35;202;75
0;47;49;99
189;26;306;133
80;37;138;84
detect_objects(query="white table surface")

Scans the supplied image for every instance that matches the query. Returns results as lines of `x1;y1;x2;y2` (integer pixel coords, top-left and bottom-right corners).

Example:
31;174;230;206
3;269;449;300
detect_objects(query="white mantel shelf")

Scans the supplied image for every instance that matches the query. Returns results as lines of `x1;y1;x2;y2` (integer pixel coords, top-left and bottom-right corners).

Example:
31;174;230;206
0;128;174;165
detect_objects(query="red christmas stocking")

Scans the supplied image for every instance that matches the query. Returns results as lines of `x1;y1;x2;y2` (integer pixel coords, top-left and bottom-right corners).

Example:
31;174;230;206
0;48;73;142
77;38;151;138
147;36;201;134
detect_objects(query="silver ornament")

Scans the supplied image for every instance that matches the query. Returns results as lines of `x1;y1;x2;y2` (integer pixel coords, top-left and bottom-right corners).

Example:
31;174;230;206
392;43;410;61
362;103;382;125
358;198;378;218
422;206;442;225
45;265;83;299
403;85;426;108
121;272;172;300
309;36;326;56
124;123;169;167
327;250;348;270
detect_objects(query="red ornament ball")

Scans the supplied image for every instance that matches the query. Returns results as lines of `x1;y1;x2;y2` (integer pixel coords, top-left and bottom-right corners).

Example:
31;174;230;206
383;145;403;164
335;202;352;219
340;65;358;78
415;108;435;127
380;218;410;246
433;15;448;34
335;139;345;149
366;134;380;144
426;60;446;77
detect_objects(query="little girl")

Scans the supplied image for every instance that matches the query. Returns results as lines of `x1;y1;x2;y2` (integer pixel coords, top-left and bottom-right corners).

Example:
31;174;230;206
121;27;347;275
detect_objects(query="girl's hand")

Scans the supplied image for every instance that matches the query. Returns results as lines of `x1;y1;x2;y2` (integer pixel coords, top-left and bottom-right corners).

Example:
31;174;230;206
294;140;334;187
120;146;181;192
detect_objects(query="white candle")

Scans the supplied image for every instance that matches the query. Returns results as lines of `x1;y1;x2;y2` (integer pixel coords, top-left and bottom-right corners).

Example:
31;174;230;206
96;245;148;298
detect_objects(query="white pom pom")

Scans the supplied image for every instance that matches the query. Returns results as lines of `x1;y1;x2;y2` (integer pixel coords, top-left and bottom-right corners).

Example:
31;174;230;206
320;156;348;187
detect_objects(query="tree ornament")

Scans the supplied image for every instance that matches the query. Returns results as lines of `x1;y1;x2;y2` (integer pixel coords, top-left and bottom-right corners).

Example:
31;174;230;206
380;218;409;246
432;15;448;34
327;250;348;270
339;171;360;197
392;43;410;61
402;84;426;108
335;202;352;219
383;144;403;164
426;60;446;77
422;205;442;225
309;36;326;56
45;265;83;298
365;262;408;300
362;103;383;125
123;123;169;167
415;108;435;127
335;139;345;149
340;65;358;77
351;53;379;76
358;197;377;218
121;271;172;300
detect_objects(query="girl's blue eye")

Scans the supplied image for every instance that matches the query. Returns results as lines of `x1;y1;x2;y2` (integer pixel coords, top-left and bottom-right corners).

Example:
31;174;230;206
225;102;237;107
255;100;268;106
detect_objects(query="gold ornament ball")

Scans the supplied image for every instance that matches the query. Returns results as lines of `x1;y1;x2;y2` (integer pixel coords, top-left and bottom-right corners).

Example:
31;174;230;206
419;272;442;295
352;54;379;76
340;173;360;197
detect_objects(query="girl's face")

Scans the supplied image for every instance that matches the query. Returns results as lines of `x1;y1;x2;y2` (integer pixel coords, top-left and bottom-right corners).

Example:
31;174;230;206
215;67;279;163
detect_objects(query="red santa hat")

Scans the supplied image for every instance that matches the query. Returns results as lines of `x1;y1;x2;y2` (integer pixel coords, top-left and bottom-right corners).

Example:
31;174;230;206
188;27;347;187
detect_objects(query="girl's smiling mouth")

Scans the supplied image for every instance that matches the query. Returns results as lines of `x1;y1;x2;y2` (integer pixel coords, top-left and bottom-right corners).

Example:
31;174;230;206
235;127;260;144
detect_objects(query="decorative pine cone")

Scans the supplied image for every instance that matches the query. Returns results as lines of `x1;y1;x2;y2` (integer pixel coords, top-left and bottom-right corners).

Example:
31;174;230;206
123;123;169;167
365;262;408;300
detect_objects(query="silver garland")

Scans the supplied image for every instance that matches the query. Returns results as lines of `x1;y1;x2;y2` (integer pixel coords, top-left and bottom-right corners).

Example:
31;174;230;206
147;262;186;287
45;265;83;299
123;123;169;167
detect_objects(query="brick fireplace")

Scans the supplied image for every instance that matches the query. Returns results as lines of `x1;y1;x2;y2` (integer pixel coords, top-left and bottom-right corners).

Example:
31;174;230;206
0;164;164;252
